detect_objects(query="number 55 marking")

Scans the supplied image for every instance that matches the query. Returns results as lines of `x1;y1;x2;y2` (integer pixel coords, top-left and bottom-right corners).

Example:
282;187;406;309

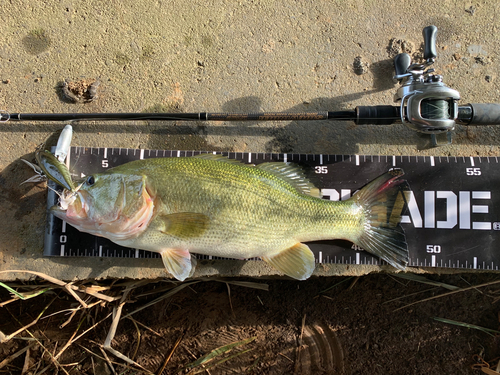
466;167;481;176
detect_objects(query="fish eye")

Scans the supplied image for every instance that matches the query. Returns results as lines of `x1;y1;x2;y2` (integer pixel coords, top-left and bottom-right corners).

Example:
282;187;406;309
86;175;95;186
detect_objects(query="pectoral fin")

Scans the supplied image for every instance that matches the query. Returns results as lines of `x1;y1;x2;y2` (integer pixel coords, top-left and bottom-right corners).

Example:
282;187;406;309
261;243;315;280
160;212;209;239
160;248;197;281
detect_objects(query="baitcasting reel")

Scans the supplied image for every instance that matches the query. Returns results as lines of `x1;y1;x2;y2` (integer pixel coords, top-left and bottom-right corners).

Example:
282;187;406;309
393;26;460;137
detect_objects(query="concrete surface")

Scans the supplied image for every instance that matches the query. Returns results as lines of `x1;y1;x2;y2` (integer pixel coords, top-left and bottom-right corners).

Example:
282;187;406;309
0;0;499;281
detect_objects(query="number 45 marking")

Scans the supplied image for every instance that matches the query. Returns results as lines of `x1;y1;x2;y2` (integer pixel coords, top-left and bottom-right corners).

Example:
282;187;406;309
466;167;481;176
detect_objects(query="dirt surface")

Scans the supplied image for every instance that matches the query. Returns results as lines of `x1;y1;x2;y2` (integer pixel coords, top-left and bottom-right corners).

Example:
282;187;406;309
1;0;500;280
1;274;499;374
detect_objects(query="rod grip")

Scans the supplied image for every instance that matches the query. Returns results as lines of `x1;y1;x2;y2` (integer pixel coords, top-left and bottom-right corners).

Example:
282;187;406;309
466;103;500;125
423;25;438;60
355;106;400;125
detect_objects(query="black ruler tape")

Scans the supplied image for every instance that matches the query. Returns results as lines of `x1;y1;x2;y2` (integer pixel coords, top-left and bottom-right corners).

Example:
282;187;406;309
44;148;500;270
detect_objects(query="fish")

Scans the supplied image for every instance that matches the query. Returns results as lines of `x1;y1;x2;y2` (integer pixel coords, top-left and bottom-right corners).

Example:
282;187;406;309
48;154;409;281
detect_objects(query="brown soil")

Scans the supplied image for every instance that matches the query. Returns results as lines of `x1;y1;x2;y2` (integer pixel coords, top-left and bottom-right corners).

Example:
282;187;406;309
61;78;99;103
1;273;499;374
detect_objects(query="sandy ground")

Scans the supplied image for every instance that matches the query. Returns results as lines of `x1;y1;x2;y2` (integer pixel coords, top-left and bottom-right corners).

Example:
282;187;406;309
1;0;500;281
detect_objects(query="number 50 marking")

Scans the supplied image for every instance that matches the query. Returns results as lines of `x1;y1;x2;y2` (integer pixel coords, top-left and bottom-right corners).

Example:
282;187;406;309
426;245;441;253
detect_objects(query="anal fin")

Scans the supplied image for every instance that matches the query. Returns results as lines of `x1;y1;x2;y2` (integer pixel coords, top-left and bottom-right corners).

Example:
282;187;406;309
160;248;197;281
261;243;315;280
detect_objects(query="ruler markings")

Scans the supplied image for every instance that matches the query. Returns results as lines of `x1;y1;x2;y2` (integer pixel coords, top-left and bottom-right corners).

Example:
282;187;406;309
46;148;500;271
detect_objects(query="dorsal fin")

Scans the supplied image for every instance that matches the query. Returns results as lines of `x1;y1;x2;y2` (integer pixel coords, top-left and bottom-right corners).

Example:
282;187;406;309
193;155;321;198
193;153;247;165
257;162;322;198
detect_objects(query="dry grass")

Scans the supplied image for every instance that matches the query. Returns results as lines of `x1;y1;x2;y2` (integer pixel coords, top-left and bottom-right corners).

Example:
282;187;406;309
0;271;268;374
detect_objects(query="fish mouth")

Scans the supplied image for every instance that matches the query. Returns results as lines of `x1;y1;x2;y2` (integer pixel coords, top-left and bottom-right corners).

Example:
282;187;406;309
51;190;90;226
51;186;155;242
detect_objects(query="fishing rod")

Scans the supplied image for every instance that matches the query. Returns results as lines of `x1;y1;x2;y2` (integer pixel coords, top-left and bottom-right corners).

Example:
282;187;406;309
2;26;500;146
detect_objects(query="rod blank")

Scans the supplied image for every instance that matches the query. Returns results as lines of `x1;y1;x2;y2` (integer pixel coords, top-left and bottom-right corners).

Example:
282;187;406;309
0;111;358;123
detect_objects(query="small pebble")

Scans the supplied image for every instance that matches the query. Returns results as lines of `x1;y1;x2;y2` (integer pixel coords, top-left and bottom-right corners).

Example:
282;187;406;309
61;81;81;103
465;5;476;15
353;56;369;75
87;80;100;101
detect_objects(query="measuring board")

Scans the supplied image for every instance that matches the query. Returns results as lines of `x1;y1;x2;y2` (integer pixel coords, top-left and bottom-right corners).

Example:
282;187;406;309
44;148;500;271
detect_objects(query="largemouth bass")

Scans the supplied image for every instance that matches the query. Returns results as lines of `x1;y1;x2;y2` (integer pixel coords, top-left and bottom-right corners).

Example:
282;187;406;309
48;154;409;281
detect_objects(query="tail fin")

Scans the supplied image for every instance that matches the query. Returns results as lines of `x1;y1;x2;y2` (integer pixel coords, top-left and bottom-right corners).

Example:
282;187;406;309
351;168;409;270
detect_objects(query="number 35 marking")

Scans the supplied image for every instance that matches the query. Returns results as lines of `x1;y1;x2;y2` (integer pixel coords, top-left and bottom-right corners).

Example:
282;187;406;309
315;166;328;174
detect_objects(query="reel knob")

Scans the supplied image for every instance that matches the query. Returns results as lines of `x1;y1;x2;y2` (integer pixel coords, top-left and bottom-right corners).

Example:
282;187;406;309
423;25;438;60
394;53;412;81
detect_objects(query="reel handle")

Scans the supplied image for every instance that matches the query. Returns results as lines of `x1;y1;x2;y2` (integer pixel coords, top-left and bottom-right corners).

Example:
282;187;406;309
423;25;438;60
